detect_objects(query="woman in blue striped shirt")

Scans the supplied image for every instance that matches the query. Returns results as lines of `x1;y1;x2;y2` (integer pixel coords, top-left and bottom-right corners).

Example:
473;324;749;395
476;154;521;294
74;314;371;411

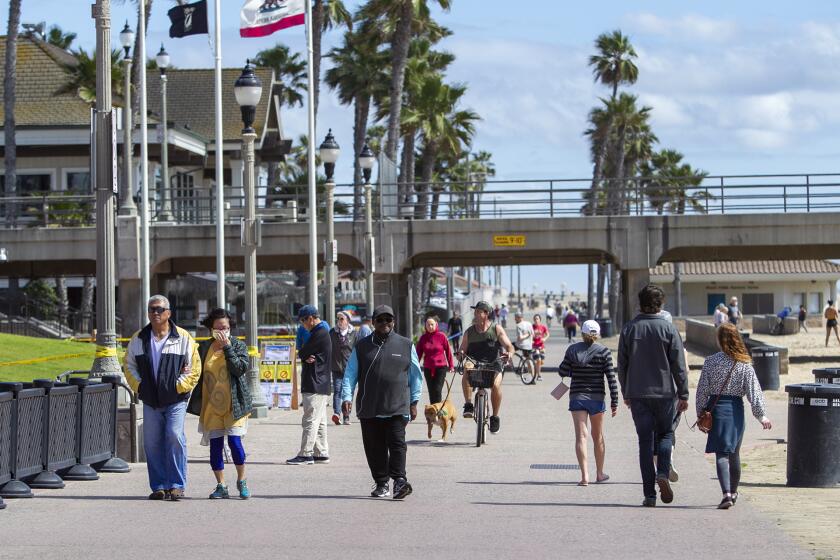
559;320;619;486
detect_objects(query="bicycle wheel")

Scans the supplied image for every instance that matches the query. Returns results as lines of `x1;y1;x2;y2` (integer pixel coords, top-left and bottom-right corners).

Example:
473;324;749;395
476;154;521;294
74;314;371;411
520;359;536;385
475;391;486;448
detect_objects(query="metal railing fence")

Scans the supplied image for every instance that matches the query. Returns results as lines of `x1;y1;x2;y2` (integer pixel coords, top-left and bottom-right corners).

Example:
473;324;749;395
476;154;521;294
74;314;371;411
2;173;840;228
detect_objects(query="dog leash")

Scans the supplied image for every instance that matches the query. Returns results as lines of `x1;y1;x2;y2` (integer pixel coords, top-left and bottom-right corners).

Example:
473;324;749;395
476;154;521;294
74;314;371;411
436;368;459;419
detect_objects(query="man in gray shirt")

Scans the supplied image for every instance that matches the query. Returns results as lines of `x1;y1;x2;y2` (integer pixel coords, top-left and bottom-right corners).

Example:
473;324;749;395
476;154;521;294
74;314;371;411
617;284;688;507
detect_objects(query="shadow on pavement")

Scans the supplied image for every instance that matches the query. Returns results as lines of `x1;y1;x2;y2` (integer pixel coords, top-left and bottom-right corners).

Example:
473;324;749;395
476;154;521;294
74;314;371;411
458;480;642;486
255;494;384;501
406;440;475;447
472;501;714;509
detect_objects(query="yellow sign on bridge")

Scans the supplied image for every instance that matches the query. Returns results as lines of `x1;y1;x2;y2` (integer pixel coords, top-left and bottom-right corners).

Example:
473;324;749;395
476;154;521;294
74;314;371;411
493;235;526;247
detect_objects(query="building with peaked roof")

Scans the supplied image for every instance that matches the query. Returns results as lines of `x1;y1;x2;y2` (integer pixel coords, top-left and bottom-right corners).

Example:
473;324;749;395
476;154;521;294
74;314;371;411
650;260;840;316
0;33;291;220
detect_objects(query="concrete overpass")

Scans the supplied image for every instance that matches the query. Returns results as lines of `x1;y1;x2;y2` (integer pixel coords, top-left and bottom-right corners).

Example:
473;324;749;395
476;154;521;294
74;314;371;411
2;212;840;333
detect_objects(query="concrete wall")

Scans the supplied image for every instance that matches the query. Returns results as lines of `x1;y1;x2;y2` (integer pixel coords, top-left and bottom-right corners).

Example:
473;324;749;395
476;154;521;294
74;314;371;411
685;318;789;375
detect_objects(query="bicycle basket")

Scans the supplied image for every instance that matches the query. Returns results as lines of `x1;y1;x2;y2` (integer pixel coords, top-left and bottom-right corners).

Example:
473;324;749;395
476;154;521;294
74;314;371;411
468;368;498;389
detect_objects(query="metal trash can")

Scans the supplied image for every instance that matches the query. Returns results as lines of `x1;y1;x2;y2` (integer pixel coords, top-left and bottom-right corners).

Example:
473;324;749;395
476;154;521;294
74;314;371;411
785;383;840;487
751;346;780;390
596;319;612;338
813;368;840;385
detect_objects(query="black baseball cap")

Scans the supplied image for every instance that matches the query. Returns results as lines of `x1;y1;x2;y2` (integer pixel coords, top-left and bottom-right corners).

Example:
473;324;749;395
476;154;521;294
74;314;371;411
372;305;395;319
471;301;493;313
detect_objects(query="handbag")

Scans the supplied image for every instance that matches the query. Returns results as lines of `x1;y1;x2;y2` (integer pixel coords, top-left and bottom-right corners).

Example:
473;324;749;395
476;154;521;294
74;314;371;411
551;380;569;400
693;361;736;434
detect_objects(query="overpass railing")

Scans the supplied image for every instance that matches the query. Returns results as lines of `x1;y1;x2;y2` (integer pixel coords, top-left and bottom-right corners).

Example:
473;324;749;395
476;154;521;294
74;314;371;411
2;173;840;227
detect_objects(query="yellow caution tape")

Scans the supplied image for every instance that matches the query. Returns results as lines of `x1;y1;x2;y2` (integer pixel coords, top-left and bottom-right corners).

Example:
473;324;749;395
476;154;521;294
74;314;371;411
94;345;118;358
248;346;260;357
0;353;90;368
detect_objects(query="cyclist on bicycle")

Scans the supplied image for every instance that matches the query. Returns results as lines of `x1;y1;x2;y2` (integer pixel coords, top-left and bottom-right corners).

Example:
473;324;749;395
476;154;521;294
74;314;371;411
458;301;514;434
514;312;535;377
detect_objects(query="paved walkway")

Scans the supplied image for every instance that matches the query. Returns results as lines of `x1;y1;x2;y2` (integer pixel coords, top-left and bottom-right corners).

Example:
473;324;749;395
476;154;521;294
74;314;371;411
0;327;812;559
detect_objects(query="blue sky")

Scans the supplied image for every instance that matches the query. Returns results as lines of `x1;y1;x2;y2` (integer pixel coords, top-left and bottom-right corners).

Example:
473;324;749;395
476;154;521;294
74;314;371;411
2;1;838;293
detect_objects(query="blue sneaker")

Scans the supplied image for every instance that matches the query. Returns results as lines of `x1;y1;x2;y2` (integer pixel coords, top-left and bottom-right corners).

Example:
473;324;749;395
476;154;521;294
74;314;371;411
209;484;229;499
237;480;250;499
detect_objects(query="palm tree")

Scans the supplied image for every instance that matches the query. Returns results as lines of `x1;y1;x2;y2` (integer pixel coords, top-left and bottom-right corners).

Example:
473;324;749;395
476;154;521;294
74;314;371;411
402;76;477;219
589;30;639;99
4;0;22;223
57;48;126;103
46;25;76;50
254;44;308;203
325;29;389;219
586;30;639;318
359;0;452;163
311;0;352;121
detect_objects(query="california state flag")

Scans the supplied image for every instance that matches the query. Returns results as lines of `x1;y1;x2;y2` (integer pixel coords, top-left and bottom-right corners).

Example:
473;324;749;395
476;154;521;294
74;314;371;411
240;0;305;38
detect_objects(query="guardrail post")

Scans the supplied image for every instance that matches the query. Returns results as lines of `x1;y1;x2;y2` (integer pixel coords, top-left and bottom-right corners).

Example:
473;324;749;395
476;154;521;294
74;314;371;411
549;181;554;217
0;383;34;498
806;174;810;212
720;177;725;214
62;378;99;481
94;375;131;472
26;379;65;489
0;388;15;505
784;186;787;213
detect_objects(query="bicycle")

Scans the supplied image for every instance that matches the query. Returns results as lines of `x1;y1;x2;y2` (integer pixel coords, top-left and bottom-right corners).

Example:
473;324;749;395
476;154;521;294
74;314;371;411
457;355;505;447
509;345;536;385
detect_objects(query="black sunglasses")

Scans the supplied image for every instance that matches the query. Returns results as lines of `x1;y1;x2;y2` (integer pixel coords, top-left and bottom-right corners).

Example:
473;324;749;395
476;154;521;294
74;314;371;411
375;315;394;324
148;306;168;314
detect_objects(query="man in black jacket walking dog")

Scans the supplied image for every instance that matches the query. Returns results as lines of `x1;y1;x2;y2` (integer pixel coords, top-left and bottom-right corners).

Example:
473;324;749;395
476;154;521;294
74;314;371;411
287;305;333;465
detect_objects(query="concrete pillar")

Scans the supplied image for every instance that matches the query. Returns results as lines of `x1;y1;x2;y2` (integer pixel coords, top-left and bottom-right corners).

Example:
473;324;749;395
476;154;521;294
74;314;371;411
230;159;244;210
621;268;651;331
117;214;143;336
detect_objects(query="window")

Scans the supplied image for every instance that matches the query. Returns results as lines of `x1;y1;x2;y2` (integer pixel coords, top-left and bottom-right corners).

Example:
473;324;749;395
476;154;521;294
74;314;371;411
66;172;90;193
741;293;774;315
0;173;52;195
808;292;822;314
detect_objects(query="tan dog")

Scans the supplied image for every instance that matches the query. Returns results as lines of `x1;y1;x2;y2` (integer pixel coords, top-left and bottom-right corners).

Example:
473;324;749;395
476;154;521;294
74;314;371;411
425;400;456;441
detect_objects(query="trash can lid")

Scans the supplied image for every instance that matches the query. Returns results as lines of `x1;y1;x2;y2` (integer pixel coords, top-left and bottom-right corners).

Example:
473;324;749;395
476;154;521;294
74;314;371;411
813;368;840;376
785;383;840;396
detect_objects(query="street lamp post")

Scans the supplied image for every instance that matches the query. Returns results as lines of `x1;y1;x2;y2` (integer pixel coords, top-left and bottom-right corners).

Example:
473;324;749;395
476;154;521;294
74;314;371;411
319;130;340;322
358;142;375;315
234;62;267;418
156;44;174;222
90;0;121;379
118;21;136;216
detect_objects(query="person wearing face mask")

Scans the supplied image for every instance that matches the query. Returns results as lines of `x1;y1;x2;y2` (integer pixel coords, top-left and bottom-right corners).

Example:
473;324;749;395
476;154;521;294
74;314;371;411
330;311;358;425
187;308;252;499
341;305;423;500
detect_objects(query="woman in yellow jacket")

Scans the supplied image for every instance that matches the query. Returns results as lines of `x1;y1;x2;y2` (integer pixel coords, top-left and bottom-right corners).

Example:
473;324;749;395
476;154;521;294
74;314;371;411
187;308;252;499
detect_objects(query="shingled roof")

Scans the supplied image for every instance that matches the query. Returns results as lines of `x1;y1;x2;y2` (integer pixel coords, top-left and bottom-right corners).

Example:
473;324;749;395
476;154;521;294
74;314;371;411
0;34;91;127
651;260;840;277
146;67;277;144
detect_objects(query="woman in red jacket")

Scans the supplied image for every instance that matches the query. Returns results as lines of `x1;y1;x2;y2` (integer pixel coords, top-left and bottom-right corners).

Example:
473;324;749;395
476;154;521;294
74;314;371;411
416;316;454;404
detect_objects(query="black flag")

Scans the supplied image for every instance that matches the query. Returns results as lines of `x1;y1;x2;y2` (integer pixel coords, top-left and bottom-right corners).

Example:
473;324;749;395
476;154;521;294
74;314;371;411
168;0;209;38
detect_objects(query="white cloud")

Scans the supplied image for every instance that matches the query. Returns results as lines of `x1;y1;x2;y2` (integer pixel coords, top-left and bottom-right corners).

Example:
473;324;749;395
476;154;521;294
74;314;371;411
626;13;737;42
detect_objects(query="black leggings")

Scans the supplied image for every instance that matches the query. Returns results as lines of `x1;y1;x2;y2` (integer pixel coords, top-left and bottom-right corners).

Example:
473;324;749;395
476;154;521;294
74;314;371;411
715;440;743;494
424;367;448;404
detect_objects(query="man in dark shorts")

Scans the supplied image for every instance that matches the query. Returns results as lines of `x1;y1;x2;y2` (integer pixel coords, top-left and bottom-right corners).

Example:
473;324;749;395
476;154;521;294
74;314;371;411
458;301;514;434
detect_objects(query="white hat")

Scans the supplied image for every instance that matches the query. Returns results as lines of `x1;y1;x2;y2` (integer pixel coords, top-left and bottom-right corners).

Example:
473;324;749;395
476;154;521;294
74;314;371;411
582;320;600;336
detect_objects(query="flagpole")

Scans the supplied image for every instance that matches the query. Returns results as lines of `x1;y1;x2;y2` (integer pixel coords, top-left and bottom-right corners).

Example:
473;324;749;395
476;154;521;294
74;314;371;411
214;0;226;309
139;0;150;309
304;0;318;310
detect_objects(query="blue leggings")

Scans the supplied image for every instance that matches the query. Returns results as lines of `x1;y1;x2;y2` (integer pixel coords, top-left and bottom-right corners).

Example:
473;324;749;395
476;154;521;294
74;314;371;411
209;435;246;472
